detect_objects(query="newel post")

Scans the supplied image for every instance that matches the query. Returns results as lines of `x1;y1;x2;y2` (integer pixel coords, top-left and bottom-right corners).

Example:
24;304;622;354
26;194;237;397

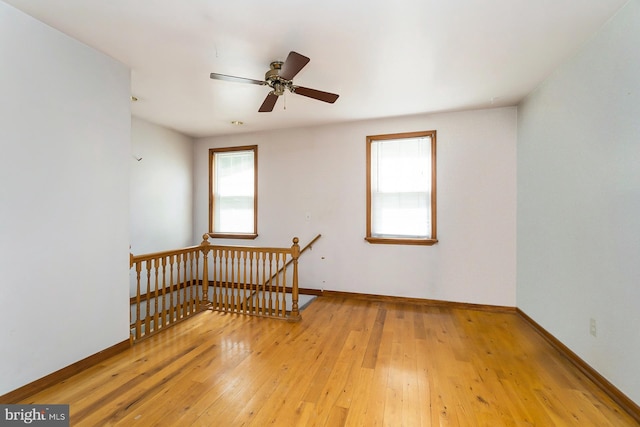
129;252;137;342
131;253;143;341
289;237;302;321
200;234;212;309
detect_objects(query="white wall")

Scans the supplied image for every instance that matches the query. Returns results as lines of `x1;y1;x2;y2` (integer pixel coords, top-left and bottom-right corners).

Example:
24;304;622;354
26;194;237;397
195;107;517;307
130;117;194;254
0;2;131;395
517;0;640;404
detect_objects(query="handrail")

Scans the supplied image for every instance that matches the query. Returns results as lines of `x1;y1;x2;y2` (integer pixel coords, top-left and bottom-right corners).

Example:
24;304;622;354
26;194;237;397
300;233;322;256
265;234;321;287
129;245;201;265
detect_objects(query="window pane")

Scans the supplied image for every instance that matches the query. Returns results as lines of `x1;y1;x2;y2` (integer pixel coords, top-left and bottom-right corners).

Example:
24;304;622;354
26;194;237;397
373;138;431;193
215;196;254;233
372;192;430;237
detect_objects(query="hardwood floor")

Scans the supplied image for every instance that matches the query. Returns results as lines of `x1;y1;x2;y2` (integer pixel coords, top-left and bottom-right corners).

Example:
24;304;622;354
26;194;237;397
19;296;639;426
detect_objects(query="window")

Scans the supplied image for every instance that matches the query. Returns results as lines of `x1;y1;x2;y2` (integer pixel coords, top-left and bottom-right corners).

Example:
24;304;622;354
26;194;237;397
366;131;437;245
209;145;258;239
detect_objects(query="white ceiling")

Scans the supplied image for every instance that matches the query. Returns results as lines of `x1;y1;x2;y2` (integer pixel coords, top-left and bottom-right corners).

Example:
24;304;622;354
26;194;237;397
5;0;629;138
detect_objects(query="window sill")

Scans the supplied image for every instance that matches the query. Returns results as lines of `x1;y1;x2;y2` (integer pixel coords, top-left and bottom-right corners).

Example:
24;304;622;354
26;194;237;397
208;233;258;240
365;237;438;246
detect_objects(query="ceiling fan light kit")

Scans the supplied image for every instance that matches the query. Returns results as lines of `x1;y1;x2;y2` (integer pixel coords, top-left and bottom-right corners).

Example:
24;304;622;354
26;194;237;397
210;51;339;112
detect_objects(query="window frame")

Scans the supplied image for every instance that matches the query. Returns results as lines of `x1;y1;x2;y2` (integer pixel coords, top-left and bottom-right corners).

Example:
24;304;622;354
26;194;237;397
365;130;437;246
208;145;258;239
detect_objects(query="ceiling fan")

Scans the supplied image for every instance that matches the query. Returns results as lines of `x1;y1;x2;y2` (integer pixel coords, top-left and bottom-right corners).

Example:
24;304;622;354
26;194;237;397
209;51;339;112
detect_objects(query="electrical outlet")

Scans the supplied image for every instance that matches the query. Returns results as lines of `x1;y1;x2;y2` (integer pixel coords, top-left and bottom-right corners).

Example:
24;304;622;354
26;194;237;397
590;318;597;337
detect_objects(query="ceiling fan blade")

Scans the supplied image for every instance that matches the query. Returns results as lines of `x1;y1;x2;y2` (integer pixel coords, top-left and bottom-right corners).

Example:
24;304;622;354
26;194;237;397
279;51;310;81
209;73;265;86
259;93;279;112
292;86;339;104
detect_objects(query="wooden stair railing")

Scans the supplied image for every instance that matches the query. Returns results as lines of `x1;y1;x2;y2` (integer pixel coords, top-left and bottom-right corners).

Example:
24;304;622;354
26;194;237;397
129;235;302;343
265;233;321;287
129;246;203;342
237;234;322;309
200;235;304;320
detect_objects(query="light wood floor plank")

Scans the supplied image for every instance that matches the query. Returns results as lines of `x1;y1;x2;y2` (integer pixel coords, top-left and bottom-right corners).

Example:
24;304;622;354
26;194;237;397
16;296;639;426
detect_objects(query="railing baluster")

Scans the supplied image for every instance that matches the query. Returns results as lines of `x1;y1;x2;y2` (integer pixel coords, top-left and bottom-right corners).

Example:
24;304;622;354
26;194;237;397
260;252;266;315
281;253;286;316
193;251;200;309
227;250;233;312
283;258;288;317
237;250;243;313
169;255;175;324
222;249;228;311
181;253;187;319
230;250;237;312
218;249;224;310
144;261;152;336
210;249;216;309
188;251;195;314
290;237;301;320
271;252;280;316
228;249;233;311
183;253;189;317
248;251;255;313
220;250;225;310
161;257;167;329
185;252;191;315
236;250;242;313
280;254;286;317
268;252;273;315
215;249;220;309
241;251;248;314
175;254;181;320
182;254;188;319
153;258;160;332
215;249;221;309
134;260;141;340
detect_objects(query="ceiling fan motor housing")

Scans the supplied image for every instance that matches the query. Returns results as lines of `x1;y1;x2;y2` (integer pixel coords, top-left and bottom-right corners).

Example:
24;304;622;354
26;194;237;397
265;61;289;95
